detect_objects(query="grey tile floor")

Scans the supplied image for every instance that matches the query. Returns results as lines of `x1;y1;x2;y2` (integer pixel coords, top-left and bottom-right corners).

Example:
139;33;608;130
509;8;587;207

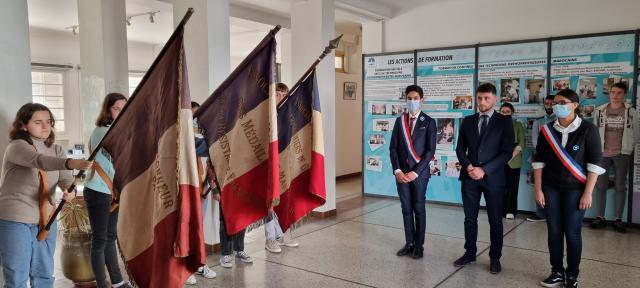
2;176;638;287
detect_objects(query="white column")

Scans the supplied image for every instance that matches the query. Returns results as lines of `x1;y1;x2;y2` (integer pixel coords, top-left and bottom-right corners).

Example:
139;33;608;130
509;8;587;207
291;0;336;213
77;0;129;142
172;0;230;245
0;0;32;160
362;20;383;54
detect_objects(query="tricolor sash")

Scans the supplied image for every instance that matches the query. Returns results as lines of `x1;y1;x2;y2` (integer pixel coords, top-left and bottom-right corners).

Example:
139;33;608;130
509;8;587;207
540;123;586;183
400;113;421;163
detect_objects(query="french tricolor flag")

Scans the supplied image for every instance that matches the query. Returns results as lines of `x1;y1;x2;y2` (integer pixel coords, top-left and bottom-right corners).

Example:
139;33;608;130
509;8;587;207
274;70;326;231
195;30;279;235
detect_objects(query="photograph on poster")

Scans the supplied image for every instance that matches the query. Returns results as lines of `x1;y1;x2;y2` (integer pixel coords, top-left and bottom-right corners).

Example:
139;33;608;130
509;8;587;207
430;157;441;176
453;95;473;110
500;79;520;103
391;104;405;115
373;119;391;132
369;134;385;145
578;76;597;99
398;87;406;100
579;105;595;118
603;76;633;95
437;118;455;145
371;103;387;115
445;158;461;178
366;156;383;172
552;78;570;92
525;79;546;104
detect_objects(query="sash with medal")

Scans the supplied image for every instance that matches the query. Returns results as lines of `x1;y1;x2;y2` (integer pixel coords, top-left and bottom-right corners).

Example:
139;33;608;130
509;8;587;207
540;123;587;183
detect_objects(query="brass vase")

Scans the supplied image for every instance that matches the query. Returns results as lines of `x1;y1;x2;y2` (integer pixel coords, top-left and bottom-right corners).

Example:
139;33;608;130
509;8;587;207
60;229;96;286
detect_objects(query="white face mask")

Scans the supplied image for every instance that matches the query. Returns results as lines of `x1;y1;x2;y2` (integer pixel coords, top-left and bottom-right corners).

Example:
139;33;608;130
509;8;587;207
406;100;421;114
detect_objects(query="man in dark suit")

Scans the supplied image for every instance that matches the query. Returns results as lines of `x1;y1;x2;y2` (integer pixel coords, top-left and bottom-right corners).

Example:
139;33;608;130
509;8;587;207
390;85;437;259
454;83;514;274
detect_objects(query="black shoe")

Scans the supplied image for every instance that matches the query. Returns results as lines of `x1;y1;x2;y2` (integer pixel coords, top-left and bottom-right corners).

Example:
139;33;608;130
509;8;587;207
526;215;546;222
540;271;564;287
613;219;627;233
412;247;423;259
565;276;578;288
589;217;606;229
489;260;501;274
453;254;476;267
396;244;414;256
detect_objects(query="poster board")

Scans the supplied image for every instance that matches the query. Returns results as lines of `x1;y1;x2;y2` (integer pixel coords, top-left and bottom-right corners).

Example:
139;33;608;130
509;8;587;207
478;41;549;213
551;33;636;221
361;31;640;224
415;47;476;203
362;52;415;197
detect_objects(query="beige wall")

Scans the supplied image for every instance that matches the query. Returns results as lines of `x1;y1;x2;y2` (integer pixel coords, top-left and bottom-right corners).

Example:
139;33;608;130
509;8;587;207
335;23;362;176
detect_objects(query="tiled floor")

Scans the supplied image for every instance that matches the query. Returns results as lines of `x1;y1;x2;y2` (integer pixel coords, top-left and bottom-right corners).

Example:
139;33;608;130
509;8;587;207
2;176;638;287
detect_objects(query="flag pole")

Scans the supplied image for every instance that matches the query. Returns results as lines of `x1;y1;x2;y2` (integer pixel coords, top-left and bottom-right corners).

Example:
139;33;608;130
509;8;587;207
36;7;196;241
278;34;343;107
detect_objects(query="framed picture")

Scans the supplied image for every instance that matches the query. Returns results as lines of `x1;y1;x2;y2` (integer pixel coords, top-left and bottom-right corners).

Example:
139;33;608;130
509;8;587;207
343;82;357;100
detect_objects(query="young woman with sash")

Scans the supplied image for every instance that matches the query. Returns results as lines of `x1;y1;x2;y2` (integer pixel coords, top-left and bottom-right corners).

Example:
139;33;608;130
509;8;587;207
532;89;604;288
0;103;92;287
83;93;132;288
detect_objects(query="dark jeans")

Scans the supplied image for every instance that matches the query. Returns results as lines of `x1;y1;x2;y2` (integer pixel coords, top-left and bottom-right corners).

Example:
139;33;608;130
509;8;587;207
219;204;245;256
84;188;124;288
503;166;521;216
544;185;585;277
396;176;429;248
461;180;504;260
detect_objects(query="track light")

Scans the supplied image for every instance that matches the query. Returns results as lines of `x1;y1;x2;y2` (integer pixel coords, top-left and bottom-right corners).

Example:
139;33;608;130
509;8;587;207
149;12;156;23
126;17;132;26
125;10;160;26
65;25;79;35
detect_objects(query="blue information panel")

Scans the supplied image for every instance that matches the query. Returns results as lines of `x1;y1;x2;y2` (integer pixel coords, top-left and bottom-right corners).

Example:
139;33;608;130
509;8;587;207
478;41;549;212
551;34;636;221
416;48;476;203
363;53;415;197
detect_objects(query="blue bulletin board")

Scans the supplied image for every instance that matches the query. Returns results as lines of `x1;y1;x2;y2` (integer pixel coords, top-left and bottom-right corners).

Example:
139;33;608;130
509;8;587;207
362;31;640;224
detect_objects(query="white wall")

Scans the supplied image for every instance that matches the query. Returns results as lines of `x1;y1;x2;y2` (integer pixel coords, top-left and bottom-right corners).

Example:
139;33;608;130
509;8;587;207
384;0;640;52
335;23;363;176
29;27;157;149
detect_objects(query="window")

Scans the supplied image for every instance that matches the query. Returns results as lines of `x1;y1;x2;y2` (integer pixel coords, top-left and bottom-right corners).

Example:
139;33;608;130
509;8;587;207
129;72;145;95
335;50;345;73
32;70;65;133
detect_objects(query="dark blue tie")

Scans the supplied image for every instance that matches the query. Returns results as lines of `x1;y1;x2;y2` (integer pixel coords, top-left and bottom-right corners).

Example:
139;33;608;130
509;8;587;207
479;114;488;136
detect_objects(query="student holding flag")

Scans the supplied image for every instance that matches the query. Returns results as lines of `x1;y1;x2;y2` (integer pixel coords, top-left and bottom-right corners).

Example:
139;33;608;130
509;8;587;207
389;85;437;259
84;93;132;288
533;89;604;288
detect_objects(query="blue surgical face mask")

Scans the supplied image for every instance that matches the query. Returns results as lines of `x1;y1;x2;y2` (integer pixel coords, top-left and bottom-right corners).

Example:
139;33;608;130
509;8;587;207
552;104;573;118
406;100;421;114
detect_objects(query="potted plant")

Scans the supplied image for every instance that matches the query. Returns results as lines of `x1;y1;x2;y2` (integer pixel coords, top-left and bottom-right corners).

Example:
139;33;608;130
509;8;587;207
58;196;96;287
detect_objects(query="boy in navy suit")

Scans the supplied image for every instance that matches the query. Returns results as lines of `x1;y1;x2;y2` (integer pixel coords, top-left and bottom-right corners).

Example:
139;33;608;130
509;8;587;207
389;85;437;259
453;83;514;274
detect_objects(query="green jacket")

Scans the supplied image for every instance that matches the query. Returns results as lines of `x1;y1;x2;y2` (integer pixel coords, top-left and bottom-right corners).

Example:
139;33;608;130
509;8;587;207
507;119;525;169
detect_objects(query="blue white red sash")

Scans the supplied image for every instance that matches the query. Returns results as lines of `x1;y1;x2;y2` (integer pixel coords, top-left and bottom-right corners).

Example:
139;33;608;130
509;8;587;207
540;123;586;183
401;113;421;163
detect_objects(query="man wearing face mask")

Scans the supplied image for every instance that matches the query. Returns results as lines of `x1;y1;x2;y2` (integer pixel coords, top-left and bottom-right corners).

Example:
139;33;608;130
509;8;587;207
389;85;437;259
454;83;514;274
528;94;556;222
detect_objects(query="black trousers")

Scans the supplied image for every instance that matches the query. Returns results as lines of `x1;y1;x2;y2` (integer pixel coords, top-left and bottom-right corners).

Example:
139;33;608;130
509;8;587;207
396;176;429;248
461;180;504;260
503;166;521;216
84;188;124;288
